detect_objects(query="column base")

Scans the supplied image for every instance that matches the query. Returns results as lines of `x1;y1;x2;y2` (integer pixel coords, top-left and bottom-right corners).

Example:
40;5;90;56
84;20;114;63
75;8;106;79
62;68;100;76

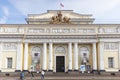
74;69;79;72
48;70;53;72
43;70;47;72
92;70;98;74
68;69;72;72
99;70;105;72
15;70;21;72
98;70;106;75
23;70;28;72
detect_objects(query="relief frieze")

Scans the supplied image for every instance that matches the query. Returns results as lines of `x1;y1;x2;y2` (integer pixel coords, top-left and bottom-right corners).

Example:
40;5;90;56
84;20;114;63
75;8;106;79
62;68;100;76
2;43;17;50
27;27;96;34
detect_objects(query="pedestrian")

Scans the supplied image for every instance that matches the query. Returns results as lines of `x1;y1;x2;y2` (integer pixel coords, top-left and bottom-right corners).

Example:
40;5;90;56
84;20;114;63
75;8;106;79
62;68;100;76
36;64;40;73
41;70;45;80
30;67;34;80
20;71;24;80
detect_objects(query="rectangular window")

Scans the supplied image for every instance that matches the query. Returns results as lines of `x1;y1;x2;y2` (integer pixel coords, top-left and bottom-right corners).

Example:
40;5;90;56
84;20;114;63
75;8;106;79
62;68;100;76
7;58;12;68
108;57;114;68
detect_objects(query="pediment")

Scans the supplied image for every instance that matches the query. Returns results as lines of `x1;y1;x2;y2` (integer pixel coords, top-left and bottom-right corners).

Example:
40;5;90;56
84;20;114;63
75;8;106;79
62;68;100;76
26;10;95;24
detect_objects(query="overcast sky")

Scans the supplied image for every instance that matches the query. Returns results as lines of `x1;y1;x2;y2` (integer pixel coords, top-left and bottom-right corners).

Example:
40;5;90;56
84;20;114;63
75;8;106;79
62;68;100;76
1;0;120;24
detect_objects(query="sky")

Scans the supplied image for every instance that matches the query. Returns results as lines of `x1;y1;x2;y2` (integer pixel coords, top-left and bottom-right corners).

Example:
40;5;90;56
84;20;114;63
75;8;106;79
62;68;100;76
1;0;120;24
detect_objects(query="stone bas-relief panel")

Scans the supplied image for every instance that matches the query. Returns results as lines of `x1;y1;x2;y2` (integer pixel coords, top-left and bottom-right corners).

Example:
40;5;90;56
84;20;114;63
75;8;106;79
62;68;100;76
2;43;17;50
104;42;118;50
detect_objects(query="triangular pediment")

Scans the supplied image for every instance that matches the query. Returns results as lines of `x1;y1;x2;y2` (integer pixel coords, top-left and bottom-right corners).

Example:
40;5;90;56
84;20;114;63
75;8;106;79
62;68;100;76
26;10;95;24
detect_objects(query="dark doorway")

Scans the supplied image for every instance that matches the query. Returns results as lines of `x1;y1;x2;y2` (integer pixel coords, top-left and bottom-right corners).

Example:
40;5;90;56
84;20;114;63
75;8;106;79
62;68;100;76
56;56;65;72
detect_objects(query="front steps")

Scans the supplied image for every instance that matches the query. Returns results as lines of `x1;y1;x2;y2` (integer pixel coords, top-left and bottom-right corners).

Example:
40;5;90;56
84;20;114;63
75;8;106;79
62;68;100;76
1;72;120;80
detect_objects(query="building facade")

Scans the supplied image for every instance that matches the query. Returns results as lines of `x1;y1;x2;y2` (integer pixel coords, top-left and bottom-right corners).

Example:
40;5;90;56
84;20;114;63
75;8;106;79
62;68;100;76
0;10;120;73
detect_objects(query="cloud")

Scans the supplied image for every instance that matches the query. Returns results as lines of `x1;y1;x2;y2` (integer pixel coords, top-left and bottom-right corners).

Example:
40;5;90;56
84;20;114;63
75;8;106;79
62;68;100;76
8;0;57;15
8;0;120;23
8;0;120;14
0;6;9;24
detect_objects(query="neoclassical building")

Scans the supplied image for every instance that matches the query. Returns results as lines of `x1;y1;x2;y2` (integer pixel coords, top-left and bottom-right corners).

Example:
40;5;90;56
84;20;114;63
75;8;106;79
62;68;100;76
0;10;120;73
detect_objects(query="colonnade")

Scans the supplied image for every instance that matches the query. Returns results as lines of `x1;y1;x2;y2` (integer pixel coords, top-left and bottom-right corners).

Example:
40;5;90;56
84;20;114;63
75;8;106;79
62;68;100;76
0;42;108;72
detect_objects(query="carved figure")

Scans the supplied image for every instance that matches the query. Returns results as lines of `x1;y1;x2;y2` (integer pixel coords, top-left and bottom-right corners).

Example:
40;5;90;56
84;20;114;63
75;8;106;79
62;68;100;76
57;11;62;22
63;16;70;23
50;11;71;24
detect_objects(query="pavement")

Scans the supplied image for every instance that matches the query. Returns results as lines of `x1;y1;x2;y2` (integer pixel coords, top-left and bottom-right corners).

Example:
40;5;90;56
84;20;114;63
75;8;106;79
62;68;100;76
1;76;120;80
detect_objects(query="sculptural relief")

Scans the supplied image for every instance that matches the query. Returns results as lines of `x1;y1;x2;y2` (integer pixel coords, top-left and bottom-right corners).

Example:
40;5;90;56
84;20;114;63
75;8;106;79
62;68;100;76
50;11;71;24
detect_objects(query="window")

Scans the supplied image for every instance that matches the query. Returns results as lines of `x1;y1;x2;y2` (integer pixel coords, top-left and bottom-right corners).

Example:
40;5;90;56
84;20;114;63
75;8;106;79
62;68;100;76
7;58;12;68
108;57;114;68
34;53;38;57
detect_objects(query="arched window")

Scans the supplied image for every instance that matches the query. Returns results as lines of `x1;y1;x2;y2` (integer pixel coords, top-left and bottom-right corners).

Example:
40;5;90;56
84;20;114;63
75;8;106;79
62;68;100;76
79;47;89;64
31;46;41;72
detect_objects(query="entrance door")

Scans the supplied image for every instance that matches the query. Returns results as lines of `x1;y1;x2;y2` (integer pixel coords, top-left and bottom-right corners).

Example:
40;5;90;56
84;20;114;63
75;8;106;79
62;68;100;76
56;56;65;72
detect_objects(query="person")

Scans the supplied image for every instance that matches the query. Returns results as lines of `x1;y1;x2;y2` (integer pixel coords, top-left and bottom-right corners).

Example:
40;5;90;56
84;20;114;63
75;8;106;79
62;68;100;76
20;71;24;80
41;70;45;80
36;64;40;73
29;67;34;80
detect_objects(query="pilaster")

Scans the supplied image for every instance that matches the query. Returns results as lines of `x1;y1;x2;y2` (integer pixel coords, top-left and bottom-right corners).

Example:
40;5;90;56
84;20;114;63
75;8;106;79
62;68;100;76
92;43;97;73
68;43;72;71
43;43;47;71
99;42;105;72
0;42;2;72
23;43;28;72
48;43;53;71
74;43;78;71
15;42;23;72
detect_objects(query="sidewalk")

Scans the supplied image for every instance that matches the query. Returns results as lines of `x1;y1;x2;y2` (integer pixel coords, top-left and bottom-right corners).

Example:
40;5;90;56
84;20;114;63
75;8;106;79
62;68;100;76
1;76;120;80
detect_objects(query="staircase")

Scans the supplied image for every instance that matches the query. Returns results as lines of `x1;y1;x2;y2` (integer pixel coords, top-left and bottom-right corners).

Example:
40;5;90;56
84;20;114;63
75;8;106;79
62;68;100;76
1;72;120;80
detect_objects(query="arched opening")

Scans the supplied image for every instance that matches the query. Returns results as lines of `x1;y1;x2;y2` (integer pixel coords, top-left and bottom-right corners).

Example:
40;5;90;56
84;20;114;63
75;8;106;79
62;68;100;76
30;46;41;72
79;47;90;72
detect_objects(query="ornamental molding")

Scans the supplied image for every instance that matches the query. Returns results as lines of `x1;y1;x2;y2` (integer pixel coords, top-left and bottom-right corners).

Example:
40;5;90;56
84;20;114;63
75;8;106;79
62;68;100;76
0;38;23;42
98;34;120;38
26;27;96;35
24;39;97;43
25;35;97;39
99;38;120;42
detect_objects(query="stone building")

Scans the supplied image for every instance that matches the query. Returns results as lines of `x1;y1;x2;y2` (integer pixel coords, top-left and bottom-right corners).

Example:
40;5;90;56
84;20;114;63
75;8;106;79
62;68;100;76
0;10;120;73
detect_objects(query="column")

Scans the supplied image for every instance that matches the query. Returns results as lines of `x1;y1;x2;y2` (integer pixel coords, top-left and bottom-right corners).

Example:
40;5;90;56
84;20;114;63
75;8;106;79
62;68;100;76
68;43;72;71
119;42;120;71
74;43;78;71
92;43;97;71
43;43;47;70
16;43;23;72
99;42;105;71
49;43;53;71
23;43;28;71
0;42;2;72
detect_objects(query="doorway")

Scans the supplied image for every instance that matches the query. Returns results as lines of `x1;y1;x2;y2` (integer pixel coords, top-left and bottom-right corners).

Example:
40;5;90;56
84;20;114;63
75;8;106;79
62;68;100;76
56;56;65;72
